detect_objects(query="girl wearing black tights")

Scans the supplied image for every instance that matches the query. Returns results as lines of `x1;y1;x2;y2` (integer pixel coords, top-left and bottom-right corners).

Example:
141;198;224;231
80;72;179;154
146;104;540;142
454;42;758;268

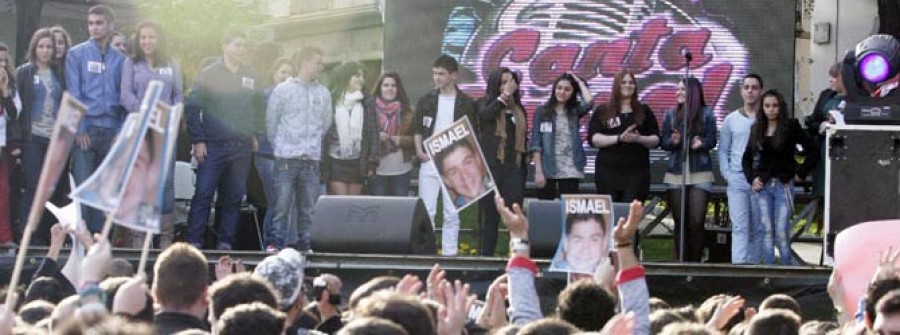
659;78;717;262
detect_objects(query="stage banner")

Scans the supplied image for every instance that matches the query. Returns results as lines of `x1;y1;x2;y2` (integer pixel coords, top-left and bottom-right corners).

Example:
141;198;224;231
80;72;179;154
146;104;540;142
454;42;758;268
385;0;796;130
423;116;496;212
550;194;615;275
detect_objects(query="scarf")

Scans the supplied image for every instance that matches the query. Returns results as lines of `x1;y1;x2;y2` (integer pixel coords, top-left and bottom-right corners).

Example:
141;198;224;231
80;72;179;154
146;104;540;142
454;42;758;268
496;103;527;166
376;97;402;154
335;90;365;157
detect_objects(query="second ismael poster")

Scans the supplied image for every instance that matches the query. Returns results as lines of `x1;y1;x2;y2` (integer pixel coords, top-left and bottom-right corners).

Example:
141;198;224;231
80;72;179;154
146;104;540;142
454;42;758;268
550;194;615;275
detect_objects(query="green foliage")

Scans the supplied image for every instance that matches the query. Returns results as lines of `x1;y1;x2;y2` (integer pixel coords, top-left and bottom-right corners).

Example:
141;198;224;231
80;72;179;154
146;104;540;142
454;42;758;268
138;0;267;86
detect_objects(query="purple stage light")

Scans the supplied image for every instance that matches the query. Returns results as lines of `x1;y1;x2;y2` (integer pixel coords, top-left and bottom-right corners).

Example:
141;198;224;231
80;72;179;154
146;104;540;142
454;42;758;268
860;53;890;83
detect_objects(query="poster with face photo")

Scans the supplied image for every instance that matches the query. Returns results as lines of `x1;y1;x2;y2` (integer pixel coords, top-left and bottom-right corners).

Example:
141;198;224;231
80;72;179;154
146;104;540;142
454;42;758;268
423;116;496;212
549;194;615;275
71;81;162;216
113;102;182;233
26;94;85;228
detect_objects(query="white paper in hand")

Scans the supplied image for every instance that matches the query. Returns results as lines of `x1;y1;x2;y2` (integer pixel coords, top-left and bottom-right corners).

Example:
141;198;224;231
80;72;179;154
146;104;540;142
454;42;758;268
46;175;86;287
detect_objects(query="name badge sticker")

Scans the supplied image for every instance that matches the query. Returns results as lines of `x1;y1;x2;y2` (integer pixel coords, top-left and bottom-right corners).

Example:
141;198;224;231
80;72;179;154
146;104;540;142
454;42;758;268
423;116;434;128
87;61;103;73
159;67;173;76
33;75;40;85
540;121;552;133
607;116;621;128
242;77;255;90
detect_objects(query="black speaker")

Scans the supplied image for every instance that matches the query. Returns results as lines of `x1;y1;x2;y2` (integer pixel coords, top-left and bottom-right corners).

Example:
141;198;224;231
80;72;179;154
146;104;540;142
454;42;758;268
704;225;731;263
525;200;565;258
526;200;633;258
311;196;436;255
826;127;900;256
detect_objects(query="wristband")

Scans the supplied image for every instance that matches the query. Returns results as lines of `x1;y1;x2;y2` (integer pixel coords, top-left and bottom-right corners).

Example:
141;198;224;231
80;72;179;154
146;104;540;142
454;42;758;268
509;238;531;253
79;284;107;306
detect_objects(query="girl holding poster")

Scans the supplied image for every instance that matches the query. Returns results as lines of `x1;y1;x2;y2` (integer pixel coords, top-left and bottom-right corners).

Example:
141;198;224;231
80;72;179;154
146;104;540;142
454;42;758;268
659;78;717;262
588;69;660;203
742;89;817;265
477;67;528;256
531;72;593;200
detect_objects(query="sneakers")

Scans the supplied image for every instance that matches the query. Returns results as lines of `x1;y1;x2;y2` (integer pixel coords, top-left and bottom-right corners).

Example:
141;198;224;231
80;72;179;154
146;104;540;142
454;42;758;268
265;244;279;254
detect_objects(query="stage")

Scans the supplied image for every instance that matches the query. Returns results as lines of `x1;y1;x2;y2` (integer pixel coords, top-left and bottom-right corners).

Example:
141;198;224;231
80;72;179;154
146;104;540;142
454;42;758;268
0;247;835;320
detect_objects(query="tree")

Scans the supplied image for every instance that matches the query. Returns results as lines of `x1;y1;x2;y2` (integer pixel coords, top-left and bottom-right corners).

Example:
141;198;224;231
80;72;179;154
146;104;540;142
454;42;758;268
139;0;267;86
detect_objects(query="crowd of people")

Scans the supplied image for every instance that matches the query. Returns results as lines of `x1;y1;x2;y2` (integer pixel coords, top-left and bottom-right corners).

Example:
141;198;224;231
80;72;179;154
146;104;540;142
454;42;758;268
0;4;843;264
0;4;894;334
0;192;893;335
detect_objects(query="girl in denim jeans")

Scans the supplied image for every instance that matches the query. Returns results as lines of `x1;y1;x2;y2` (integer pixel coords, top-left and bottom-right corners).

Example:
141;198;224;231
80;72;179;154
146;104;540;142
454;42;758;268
530;72;593;199
742;89;817;265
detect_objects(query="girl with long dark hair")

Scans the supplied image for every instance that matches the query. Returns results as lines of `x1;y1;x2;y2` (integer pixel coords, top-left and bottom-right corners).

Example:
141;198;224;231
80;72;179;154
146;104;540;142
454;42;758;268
659;78;717;262
120;20;184;248
587;69;660;202
742;89;817;265
531;72;593;199
477;67;528;256
323;62;378;195
49;25;71;87
367;71;415;196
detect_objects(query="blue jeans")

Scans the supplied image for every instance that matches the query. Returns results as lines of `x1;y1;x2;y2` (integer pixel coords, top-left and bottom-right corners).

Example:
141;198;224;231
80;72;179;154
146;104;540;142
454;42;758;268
71;126;117;233
726;172;764;264
255;154;297;248
268;158;320;250
757;179;794;265
186;141;252;249
371;171;412;196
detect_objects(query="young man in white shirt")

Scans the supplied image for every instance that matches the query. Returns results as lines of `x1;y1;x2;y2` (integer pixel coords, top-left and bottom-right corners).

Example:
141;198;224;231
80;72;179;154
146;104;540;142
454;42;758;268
412;55;477;256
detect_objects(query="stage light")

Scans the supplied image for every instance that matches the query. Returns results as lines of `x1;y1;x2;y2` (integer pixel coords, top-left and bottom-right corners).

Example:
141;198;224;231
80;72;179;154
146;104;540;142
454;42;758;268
854;34;900;85
860;53;889;83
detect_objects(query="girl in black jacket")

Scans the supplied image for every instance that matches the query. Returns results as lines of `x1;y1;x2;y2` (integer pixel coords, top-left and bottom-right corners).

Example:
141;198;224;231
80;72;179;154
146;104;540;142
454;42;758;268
742;89;817;265
477;67;527;256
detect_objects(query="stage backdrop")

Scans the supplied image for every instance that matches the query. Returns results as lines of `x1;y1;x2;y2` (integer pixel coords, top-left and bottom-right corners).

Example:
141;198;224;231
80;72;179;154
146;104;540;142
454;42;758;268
385;0;796;134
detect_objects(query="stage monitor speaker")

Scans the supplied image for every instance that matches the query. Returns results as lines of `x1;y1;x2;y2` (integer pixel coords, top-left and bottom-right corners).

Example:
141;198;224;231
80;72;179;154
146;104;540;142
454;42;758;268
704;225;732;263
526;200;631;258
312;196;436;255
825;126;900;257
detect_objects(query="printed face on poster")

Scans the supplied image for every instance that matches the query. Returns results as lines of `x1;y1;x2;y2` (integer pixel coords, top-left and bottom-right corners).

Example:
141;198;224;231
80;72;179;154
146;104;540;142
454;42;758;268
113;102;174;232
550;194;615;275
31;94;85;220
71;81;162;216
424;116;496;212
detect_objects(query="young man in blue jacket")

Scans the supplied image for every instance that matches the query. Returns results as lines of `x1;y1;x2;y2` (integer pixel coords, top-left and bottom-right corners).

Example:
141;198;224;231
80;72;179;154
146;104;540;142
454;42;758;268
65;4;125;233
185;29;264;250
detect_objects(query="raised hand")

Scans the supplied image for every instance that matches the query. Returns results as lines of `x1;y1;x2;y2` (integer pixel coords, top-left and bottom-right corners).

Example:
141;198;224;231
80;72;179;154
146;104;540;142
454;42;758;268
495;194;528;239
426;263;448;304
437;280;473;335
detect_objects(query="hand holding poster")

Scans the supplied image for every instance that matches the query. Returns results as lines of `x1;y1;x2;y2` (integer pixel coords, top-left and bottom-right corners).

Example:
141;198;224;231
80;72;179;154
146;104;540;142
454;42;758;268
423;116;496;212
550;194;615;275
7;93;85;306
